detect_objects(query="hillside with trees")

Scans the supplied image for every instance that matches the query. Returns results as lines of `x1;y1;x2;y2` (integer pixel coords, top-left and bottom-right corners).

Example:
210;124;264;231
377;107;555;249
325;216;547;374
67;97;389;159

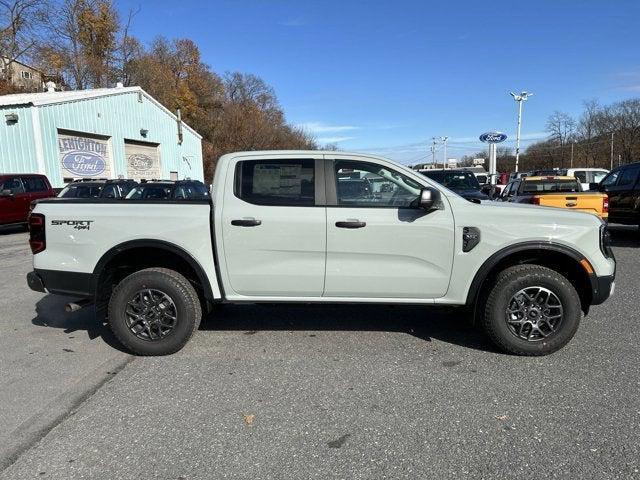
0;0;316;180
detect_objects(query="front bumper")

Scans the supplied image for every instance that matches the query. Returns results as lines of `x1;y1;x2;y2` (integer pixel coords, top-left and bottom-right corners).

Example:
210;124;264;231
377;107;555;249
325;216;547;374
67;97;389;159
591;275;615;305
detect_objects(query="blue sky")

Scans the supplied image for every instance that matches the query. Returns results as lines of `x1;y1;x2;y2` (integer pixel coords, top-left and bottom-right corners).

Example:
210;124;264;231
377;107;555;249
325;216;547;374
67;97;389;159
119;0;640;164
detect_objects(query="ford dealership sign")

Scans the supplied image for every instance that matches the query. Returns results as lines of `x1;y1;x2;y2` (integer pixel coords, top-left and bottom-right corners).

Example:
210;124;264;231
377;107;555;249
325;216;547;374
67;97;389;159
128;154;154;172
61;151;107;176
58;134;111;178
479;132;508;143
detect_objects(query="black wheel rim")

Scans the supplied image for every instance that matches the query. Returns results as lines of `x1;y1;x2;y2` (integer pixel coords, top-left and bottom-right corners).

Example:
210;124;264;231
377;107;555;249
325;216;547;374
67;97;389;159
505;286;564;342
125;289;177;341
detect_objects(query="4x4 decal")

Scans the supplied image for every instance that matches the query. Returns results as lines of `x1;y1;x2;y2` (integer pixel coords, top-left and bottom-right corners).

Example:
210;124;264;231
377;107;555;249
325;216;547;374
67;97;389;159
51;220;94;230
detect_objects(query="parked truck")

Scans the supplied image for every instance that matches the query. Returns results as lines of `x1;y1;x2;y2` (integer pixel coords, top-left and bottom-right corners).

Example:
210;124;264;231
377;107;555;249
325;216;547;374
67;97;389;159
499;176;609;220
27;151;615;356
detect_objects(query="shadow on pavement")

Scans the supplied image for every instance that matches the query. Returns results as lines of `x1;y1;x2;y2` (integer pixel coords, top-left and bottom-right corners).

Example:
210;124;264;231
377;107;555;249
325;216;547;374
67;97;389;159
30;295;496;354
201;303;497;353
31;294;128;353
608;224;639;248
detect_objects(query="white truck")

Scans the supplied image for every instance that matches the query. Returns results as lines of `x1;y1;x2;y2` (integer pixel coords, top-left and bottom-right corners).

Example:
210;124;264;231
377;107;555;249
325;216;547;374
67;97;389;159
26;151;616;356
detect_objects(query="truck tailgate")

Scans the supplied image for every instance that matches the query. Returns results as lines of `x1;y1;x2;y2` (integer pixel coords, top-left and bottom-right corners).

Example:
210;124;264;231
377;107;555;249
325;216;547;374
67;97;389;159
535;193;608;218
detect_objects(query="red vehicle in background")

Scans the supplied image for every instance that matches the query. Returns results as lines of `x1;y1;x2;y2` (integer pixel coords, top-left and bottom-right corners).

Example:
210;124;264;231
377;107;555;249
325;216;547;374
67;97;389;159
0;174;55;226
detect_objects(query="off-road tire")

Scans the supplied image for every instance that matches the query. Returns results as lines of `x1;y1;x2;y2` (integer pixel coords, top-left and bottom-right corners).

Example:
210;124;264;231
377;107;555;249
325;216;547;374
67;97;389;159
482;264;582;356
108;268;202;356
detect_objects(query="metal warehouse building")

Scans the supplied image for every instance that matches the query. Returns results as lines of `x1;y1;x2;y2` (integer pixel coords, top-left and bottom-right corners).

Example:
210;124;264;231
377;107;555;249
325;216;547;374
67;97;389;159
0;85;203;188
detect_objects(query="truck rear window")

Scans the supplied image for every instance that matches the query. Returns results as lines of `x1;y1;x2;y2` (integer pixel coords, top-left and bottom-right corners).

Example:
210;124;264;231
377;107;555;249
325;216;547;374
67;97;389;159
522;180;581;193
235;159;315;206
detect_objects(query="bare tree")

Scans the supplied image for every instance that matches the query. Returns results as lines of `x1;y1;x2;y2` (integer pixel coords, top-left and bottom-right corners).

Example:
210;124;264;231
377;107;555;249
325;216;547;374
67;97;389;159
576;100;603;167
0;0;48;90
546;111;576;168
600;99;640;164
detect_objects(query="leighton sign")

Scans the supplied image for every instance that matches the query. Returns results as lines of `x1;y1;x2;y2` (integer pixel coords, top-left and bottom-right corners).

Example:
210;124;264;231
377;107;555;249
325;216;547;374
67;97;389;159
479;132;508;143
58;133;111;178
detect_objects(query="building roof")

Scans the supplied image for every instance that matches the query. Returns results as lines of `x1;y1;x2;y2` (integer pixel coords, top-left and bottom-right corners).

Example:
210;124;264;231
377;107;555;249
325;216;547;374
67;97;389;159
0;56;44;74
0;85;201;138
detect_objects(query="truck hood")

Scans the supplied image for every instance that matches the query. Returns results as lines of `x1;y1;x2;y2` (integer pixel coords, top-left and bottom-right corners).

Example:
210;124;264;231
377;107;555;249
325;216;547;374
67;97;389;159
448;195;603;227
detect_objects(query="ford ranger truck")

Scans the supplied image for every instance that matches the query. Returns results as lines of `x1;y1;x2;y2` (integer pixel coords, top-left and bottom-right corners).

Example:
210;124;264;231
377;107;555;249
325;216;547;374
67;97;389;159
26;151;616;356
500;176;609;220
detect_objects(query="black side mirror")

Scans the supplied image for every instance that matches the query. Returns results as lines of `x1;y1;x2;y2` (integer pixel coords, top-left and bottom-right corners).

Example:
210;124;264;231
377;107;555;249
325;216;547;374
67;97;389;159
418;187;440;210
0;189;14;198
587;182;599;191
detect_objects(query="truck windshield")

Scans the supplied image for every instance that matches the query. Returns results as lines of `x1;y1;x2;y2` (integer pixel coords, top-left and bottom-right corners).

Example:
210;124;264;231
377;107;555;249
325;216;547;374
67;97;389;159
422;171;480;190
522;179;581;193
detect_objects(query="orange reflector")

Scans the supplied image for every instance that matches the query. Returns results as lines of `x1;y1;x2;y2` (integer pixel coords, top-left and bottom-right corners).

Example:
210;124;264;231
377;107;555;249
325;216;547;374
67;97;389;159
580;258;594;275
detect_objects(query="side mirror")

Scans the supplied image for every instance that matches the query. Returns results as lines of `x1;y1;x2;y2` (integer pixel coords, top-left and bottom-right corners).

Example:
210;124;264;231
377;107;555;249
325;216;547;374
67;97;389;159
0;189;14;197
587;182;599;191
418;187;440;210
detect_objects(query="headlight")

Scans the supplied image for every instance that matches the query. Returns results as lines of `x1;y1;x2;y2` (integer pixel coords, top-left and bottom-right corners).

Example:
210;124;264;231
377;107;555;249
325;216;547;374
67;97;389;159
599;224;613;259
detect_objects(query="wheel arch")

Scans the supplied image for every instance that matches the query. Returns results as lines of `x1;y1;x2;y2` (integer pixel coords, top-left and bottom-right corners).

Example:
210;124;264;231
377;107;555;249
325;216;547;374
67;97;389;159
466;242;596;315
93;239;215;305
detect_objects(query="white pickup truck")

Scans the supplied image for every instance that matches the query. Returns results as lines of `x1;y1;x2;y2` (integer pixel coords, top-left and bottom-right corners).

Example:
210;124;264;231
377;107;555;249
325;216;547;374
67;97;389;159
27;151;616;356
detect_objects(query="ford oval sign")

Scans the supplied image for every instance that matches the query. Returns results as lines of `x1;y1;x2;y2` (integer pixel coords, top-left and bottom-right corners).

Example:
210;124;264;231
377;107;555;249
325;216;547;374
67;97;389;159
128;154;154;172
479;132;508;143
61;151;107;176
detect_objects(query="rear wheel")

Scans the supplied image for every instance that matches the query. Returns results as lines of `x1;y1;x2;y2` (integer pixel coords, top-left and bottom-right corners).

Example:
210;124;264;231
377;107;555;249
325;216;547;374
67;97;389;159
108;268;202;356
481;265;581;356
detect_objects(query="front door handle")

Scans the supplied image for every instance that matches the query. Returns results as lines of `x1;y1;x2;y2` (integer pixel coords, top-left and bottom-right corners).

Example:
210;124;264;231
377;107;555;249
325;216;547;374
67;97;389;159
231;218;262;227
335;220;366;229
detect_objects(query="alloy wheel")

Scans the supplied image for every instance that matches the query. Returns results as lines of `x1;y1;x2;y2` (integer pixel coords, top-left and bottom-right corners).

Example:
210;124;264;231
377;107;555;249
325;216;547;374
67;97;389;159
125;289;178;341
505;286;564;342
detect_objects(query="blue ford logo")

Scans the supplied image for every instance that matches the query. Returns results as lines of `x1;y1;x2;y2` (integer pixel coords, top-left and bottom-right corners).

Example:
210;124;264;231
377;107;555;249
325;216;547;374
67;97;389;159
479;132;508;143
61;151;106;176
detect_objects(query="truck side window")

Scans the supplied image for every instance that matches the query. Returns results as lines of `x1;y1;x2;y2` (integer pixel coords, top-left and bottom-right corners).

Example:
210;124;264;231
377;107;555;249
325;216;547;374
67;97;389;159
23;177;47;192
334;160;421;207
617;166;640;187
573;171;587;183
591;171;608;184
235;159;315;206
1;177;25;193
601;170;619;186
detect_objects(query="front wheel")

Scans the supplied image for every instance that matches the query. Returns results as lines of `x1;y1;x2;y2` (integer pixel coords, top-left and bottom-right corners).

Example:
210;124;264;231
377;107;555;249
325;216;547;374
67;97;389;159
482;265;582;356
108;268;202;356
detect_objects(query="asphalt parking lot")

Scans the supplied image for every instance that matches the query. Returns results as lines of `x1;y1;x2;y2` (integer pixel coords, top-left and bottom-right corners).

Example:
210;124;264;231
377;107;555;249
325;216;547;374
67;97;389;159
0;225;638;479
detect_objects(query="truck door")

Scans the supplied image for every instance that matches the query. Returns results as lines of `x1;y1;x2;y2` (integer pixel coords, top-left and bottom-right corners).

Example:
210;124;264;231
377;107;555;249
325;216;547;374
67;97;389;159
614;165;640;222
0;177;28;224
220;156;326;297
602;166;639;223
323;158;455;299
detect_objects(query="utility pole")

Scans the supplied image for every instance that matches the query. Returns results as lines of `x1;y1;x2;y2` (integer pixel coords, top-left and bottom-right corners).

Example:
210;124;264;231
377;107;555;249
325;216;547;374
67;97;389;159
570;140;575;168
441;136;449;169
610;132;614;170
509;91;533;173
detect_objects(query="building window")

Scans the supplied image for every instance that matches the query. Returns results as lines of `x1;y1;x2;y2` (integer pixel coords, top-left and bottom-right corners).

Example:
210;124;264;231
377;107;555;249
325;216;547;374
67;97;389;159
21;71;33;79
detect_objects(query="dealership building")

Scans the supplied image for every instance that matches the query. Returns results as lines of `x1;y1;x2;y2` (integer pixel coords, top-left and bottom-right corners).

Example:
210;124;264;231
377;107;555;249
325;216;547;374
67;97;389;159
0;85;203;188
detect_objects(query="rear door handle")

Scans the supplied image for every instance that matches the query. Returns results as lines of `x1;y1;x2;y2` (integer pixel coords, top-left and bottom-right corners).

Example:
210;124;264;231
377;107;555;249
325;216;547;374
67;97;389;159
335;220;366;229
231;218;262;227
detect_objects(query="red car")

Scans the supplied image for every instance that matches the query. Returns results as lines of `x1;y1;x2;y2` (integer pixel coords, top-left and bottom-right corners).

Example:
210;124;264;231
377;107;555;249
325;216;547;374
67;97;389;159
0;174;55;226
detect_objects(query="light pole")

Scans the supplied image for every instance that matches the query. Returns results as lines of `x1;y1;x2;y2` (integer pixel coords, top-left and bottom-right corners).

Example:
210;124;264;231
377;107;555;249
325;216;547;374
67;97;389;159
510;91;532;173
441;136;449;169
431;137;438;167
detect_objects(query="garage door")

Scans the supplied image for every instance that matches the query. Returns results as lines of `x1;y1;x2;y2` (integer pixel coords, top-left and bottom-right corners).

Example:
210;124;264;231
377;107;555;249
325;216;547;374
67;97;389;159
58;131;112;179
125;140;161;181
